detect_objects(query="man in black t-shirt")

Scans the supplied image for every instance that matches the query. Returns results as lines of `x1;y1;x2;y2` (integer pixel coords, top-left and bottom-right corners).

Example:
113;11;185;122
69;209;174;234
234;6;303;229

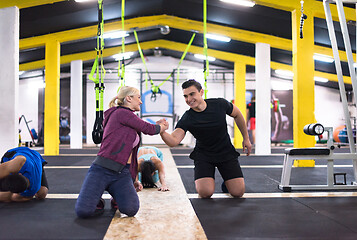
158;80;251;198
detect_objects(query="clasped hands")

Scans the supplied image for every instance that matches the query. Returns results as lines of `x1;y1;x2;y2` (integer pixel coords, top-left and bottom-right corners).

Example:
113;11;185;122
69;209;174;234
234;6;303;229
157;118;169;133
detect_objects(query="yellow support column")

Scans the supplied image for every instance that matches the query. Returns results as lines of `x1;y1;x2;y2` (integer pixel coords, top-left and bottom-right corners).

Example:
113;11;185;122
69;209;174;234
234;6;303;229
44;40;60;156
234;61;246;148
292;5;316;167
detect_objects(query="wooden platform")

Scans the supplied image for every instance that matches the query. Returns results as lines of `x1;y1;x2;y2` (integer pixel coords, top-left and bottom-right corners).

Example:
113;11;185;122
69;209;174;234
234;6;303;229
104;148;207;240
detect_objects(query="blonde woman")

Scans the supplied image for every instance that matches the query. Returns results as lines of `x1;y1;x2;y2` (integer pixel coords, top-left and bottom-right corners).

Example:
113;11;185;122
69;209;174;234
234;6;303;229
76;86;168;218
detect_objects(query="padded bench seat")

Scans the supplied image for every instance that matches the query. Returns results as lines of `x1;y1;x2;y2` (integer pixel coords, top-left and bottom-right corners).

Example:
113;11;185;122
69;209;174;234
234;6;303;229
285;148;331;156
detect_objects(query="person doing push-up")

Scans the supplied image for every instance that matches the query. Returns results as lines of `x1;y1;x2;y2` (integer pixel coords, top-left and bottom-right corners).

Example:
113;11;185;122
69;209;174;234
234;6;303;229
137;146;168;191
0;147;48;202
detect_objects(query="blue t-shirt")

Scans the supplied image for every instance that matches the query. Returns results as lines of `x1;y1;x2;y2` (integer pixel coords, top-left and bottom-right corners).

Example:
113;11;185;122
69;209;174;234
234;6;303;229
1;147;46;197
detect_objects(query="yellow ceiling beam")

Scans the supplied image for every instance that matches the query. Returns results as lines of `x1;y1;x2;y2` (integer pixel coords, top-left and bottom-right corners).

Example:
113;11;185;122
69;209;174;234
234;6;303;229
20;15;168;50
20;40;255;71
20;60;45;71
20;14;354;64
0;0;68;9
255;0;355;22
162;15;292;51
19;14;293;52
312;0;355;21
19;39;351;85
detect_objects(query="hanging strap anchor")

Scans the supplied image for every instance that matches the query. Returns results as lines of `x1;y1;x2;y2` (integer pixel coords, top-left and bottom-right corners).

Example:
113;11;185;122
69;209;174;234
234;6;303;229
300;0;307;39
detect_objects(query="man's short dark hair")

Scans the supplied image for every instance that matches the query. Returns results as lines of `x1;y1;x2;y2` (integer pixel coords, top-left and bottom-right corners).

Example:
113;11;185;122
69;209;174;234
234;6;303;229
0;174;29;193
1;150;16;163
182;79;202;91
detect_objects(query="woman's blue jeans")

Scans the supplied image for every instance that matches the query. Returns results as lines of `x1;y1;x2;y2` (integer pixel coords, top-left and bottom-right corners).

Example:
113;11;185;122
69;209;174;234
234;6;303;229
75;163;139;218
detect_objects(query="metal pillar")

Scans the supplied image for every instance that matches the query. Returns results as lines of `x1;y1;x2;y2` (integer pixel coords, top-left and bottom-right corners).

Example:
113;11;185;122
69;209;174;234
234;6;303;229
323;0;357;182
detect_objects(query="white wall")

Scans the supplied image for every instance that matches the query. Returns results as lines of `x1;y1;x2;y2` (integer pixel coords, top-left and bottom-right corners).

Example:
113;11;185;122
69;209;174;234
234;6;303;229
314;85;354;132
18;77;41;142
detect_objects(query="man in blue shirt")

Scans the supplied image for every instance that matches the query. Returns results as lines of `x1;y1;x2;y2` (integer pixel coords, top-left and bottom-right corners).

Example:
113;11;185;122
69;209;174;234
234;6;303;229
0;147;48;202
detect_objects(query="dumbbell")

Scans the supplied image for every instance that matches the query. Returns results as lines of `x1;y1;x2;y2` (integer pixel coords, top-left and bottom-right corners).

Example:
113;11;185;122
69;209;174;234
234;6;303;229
303;123;324;135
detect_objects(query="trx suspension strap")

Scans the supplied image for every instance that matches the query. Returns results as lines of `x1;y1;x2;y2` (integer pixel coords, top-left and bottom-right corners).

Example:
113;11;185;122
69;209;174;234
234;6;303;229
134;30;196;101
133;30;153;91
153;33;195;100
89;0;106;144
133;30;158;101
203;0;209;99
155;32;196;96
118;0;126;91
176;32;196;85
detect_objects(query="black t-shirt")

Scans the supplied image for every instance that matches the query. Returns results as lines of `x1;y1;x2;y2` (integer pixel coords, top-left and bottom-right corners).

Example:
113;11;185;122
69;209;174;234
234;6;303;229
247;102;255;118
175;98;239;162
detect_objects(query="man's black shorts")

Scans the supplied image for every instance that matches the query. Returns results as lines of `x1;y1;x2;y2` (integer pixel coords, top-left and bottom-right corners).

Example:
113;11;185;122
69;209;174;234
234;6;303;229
194;157;243;181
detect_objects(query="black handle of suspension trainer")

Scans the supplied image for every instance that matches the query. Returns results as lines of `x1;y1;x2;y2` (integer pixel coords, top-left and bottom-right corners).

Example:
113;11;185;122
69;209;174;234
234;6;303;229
92;111;104;144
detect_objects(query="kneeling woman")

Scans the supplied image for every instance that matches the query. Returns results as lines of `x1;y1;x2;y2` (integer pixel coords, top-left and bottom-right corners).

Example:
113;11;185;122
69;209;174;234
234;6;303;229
137;146;169;191
75;86;168;218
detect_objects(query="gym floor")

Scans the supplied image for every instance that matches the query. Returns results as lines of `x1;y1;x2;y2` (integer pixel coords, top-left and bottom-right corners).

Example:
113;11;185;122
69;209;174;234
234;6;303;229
1;146;357;239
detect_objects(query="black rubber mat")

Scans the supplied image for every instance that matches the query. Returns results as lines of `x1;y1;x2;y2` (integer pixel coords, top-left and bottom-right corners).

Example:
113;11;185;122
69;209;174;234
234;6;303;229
294;197;357;232
172;156;194;165
178;168;284;193
238;155;284;165
45;168;88;193
42;155;92;193
37;148;99;155
178;166;357;194
190;197;357;240
173;154;355;166
172;152;285;165
0;199;115;240
173;147;357;239
43;155;94;166
170;147;194;154
170;146;352;157
173;152;357;194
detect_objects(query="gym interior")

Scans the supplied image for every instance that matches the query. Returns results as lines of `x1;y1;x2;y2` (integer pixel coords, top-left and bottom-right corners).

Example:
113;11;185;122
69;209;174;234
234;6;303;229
1;0;357;239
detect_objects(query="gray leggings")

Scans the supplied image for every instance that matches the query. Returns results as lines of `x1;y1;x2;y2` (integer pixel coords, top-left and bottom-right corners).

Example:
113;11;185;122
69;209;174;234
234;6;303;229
75;163;139;218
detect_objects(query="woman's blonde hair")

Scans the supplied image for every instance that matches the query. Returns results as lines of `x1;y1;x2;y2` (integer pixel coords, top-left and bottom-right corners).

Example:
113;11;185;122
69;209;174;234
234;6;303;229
109;86;140;108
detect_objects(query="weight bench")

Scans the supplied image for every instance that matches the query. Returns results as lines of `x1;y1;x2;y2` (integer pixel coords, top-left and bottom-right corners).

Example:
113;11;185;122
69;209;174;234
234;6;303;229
278;124;357;192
